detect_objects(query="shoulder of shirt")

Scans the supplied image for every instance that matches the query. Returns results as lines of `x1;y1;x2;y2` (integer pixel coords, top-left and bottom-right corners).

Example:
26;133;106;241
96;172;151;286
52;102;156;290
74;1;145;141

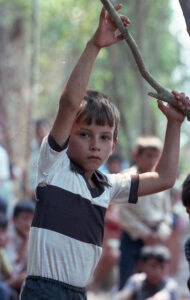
0;145;8;156
164;277;178;288
130;272;146;282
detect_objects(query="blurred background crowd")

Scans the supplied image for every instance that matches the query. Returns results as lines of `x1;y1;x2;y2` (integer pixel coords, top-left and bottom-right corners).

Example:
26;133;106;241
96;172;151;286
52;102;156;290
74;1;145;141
1;0;190;299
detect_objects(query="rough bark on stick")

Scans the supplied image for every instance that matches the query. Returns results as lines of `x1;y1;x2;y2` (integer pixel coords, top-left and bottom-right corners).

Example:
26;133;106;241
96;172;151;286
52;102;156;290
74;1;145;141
179;0;190;36
100;0;190;120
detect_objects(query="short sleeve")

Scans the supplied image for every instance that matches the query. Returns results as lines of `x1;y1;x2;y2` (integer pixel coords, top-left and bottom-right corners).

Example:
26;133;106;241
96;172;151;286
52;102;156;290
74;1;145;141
107;173;139;204
0;146;10;180
164;278;179;300
37;135;69;184
124;273;145;291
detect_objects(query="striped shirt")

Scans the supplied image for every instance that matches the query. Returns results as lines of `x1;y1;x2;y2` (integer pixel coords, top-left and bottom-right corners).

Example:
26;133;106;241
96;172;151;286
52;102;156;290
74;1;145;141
27;135;139;288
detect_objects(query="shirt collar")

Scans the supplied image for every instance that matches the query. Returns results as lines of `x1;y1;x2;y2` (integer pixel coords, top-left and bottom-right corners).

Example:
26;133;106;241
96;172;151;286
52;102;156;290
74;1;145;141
70;159;111;187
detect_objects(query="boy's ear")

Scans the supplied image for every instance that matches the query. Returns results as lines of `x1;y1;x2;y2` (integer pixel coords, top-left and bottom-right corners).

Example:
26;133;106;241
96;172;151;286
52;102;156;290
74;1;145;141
111;138;118;153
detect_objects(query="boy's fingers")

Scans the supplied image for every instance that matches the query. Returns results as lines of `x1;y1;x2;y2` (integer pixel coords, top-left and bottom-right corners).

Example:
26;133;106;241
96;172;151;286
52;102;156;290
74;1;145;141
185;97;190;110
172;90;181;98
157;100;165;111
179;92;185;100
107;4;123;22
114;33;124;42
120;15;131;25
114;4;122;11
172;90;180;99
100;7;106;21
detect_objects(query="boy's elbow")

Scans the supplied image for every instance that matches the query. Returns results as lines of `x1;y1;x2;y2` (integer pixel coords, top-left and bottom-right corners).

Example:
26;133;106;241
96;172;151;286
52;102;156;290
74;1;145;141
162;177;175;190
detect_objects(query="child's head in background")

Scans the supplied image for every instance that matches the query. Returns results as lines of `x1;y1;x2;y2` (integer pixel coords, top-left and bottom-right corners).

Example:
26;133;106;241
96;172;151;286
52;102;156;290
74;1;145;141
139;245;171;287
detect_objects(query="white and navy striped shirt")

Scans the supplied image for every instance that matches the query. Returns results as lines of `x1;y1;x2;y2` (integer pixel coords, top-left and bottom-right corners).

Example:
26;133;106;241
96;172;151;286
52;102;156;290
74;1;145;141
27;135;139;288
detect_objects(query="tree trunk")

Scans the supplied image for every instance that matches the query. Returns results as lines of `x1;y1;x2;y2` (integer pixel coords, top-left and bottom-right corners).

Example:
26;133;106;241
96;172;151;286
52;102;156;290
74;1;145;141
0;16;28;167
107;47;133;161
23;0;40;197
135;0;151;135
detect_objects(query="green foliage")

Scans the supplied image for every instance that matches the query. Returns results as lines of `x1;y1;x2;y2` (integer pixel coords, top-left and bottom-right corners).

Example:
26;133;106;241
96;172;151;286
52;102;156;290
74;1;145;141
2;0;187;159
0;0;31;27
35;0;185;155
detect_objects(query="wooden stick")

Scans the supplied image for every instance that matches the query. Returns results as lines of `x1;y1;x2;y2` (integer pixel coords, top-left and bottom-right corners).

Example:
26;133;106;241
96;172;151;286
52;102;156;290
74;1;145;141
100;0;190;120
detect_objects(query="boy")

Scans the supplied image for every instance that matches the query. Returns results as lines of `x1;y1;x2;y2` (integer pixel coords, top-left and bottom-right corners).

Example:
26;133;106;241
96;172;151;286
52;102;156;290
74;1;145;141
118;136;172;289
20;6;187;300
113;245;178;300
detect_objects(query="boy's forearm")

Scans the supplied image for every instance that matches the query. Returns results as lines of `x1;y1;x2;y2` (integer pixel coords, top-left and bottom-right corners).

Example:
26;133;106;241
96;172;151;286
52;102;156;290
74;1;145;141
155;120;181;187
138;119;182;196
60;40;100;109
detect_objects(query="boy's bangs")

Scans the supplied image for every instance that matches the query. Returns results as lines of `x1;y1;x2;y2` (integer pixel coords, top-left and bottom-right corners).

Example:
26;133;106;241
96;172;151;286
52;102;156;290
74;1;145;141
76;102;115;128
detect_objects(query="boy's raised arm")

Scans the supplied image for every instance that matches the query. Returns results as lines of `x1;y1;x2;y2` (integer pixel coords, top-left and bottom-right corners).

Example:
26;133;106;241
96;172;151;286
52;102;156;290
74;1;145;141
138;97;187;197
50;5;130;147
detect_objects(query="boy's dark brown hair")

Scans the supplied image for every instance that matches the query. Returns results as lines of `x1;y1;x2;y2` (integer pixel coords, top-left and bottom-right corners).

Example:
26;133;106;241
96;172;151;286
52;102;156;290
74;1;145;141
182;174;190;207
75;90;120;141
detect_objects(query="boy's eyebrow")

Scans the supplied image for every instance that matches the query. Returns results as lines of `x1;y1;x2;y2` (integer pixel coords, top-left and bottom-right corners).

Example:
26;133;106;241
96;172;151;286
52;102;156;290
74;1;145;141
101;131;113;136
78;127;113;135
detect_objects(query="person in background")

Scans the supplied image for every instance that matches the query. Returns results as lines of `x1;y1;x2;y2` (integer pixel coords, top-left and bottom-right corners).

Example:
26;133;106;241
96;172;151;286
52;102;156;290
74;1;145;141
0;213;18;300
29;119;50;198
182;174;190;217
88;154;123;291
106;153;123;174
118;136;173;290
165;182;187;275
34;119;50;148
0;123;14;214
113;245;178;300
0;196;8;216
6;201;35;294
181;173;190;292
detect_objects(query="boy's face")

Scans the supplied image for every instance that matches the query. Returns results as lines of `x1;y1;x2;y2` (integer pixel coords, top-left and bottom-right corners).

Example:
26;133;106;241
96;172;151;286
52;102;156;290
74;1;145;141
67;120;117;178
143;258;169;286
134;148;161;173
13;211;34;239
0;227;9;248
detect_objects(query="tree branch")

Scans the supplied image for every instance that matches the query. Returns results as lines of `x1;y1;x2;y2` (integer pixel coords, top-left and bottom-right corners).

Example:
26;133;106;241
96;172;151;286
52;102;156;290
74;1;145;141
100;0;190;120
179;0;190;36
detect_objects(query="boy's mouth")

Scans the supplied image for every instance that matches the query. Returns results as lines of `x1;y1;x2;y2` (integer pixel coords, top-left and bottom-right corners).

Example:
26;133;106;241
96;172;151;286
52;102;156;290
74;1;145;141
87;156;101;161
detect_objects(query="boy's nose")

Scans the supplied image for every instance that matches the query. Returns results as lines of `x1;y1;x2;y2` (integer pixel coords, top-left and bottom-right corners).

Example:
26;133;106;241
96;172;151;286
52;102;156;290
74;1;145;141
90;140;100;151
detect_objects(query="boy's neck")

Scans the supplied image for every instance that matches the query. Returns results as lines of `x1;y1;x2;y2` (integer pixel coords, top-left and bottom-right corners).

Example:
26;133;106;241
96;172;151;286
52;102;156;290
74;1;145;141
69;156;98;188
87;177;96;188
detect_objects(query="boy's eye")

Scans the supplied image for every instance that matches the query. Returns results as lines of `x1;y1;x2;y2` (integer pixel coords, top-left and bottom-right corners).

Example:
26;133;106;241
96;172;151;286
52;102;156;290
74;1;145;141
80;132;89;138
101;135;111;141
